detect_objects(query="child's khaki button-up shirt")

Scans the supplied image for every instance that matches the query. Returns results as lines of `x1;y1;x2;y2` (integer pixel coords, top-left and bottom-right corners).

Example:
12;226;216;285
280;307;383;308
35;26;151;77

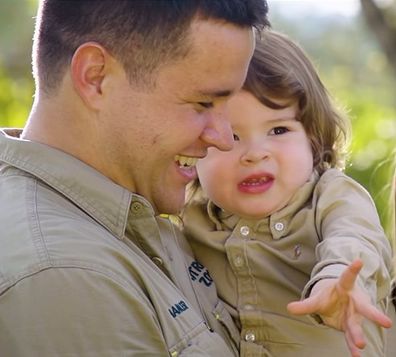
184;169;393;357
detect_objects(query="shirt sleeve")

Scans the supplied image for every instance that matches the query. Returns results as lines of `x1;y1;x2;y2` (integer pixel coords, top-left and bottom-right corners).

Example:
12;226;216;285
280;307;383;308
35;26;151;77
302;170;393;302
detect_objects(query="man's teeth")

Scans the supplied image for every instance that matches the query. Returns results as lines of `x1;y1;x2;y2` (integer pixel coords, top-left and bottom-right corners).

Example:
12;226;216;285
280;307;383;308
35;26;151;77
175;155;198;168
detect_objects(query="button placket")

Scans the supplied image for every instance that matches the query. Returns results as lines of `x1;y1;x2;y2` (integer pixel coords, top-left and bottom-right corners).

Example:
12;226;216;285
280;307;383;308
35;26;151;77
234;255;244;267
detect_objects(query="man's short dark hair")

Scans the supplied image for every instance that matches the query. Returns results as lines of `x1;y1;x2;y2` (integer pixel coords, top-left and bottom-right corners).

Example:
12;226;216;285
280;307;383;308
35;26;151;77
33;0;270;94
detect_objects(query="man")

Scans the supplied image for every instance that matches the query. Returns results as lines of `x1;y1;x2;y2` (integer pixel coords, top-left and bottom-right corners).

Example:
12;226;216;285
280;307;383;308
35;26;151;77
0;0;269;355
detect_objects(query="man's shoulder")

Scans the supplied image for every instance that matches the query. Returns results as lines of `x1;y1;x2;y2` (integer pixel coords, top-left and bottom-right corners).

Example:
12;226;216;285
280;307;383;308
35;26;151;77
0;168;128;292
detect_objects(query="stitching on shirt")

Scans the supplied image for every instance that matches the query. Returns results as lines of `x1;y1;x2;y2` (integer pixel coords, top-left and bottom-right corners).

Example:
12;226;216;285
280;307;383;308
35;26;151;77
27;178;52;265
168;320;212;353
243;239;259;306
0;262;149;304
0;153;129;239
0;264;219;355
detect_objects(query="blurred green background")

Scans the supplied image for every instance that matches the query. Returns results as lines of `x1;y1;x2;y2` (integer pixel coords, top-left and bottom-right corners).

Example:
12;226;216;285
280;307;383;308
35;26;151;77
0;0;395;237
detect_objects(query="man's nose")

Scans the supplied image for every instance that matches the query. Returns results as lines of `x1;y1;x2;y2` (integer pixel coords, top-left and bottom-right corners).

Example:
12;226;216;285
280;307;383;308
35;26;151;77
200;112;234;152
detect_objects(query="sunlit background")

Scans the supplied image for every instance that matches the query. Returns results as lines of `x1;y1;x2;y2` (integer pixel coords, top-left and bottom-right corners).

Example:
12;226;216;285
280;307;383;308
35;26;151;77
0;0;395;236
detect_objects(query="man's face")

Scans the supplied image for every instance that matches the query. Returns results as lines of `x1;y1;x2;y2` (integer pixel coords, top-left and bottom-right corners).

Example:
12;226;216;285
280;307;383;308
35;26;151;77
100;19;255;214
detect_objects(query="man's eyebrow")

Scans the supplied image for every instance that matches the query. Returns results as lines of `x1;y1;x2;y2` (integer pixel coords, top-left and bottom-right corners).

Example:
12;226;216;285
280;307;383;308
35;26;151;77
197;89;233;98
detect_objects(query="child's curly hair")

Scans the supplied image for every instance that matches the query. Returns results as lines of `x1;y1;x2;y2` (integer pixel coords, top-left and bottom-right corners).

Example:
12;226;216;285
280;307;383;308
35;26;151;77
186;30;350;204
244;30;350;174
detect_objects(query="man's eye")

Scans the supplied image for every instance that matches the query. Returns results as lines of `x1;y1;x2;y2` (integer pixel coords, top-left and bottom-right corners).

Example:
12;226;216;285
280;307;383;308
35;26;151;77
233;133;240;141
198;102;214;109
271;127;289;135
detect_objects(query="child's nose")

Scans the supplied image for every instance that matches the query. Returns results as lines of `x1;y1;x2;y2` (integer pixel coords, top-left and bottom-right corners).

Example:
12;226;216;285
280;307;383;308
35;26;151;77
241;143;270;164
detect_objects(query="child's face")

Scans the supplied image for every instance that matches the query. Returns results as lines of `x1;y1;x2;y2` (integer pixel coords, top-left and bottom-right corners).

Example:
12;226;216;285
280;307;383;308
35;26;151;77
196;90;313;219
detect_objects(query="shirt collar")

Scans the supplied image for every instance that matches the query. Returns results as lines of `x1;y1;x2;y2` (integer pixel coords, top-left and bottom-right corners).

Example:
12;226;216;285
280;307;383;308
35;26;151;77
0;129;154;239
206;171;319;233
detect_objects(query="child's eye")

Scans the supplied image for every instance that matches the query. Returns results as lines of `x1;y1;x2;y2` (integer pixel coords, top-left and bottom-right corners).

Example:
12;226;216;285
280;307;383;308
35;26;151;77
233;133;240;141
270;126;289;135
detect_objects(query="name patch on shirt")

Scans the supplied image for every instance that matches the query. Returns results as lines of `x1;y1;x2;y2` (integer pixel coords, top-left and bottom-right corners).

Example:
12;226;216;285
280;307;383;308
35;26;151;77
188;260;213;287
169;300;189;318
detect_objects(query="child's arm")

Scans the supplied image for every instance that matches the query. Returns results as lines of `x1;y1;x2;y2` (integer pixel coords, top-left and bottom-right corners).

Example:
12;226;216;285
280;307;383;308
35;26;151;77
287;259;392;357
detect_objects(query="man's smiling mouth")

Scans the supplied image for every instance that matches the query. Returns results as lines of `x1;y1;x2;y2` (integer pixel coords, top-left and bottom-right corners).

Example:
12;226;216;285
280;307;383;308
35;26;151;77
175;155;198;168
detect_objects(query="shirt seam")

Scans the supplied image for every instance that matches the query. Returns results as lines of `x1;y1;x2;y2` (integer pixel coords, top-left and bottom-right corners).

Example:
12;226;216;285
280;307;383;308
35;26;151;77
0;153;129;238
0;262;149;303
28;178;52;265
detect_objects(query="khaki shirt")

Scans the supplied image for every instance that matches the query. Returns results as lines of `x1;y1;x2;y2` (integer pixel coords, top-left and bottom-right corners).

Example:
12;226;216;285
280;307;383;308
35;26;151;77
184;169;393;357
0;130;239;356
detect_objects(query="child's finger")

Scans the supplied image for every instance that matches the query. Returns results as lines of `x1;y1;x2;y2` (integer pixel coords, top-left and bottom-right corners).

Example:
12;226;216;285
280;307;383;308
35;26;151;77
345;314;366;350
286;296;320;315
356;302;393;328
344;327;364;357
337;259;363;292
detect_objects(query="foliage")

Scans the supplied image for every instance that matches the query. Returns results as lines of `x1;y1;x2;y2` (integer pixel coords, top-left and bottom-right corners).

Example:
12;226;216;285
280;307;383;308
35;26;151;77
0;65;33;128
0;0;36;127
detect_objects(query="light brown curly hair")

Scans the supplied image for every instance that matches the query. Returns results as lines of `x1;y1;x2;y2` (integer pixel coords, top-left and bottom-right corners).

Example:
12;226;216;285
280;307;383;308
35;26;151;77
186;30;350;205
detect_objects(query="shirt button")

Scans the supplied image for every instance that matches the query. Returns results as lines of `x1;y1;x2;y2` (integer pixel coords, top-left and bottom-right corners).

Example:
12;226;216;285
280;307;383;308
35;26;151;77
131;202;143;213
234;256;244;267
240;226;250;236
152;257;163;266
245;332;256;342
274;222;284;231
244;304;254;311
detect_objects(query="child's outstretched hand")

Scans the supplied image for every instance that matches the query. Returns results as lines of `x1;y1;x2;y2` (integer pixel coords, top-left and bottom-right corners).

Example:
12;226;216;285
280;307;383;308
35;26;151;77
287;259;392;357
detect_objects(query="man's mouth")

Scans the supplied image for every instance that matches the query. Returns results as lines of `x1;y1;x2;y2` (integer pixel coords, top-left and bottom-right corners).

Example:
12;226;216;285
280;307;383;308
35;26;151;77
174;155;198;168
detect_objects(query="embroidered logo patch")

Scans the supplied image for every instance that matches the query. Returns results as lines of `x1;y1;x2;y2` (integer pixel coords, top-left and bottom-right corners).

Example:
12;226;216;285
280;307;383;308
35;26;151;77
169;300;189;318
188;260;213;287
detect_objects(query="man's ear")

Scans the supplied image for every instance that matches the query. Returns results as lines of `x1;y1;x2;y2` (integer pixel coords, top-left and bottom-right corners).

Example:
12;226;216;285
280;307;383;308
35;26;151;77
70;42;111;110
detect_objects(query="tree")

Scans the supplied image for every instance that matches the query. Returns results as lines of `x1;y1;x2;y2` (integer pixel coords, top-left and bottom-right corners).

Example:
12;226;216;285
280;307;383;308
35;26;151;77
360;0;396;76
